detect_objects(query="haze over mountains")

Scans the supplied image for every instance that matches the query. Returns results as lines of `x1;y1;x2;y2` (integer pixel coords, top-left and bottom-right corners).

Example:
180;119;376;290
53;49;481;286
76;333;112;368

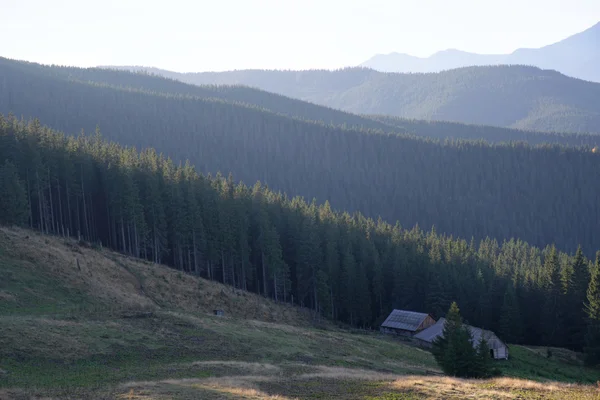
361;21;600;83
107;64;600;134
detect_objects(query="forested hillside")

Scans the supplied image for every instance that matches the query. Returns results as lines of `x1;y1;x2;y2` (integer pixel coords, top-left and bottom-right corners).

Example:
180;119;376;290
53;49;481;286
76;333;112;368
2;116;600;354
370;116;600;146
123;64;600;133
0;57;397;133
1;59;600;256
5;57;599;147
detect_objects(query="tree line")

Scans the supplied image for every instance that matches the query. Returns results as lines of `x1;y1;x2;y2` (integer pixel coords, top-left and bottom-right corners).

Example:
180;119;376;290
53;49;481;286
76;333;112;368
2;114;600;360
1;60;600;258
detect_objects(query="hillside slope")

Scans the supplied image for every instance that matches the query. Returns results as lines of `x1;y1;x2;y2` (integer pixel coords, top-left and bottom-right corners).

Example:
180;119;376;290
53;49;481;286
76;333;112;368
0;57;399;134
130;64;600;133
0;57;600;147
2;115;599;357
2;63;600;257
361;21;600;83
1;227;599;399
13;57;600;146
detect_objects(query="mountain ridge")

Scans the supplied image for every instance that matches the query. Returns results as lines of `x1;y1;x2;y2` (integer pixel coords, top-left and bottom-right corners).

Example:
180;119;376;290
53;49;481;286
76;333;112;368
361;21;600;82
102;64;600;133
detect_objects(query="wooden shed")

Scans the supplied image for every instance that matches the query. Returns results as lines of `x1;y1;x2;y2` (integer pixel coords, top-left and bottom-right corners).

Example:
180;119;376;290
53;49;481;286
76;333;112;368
380;309;436;336
414;317;509;360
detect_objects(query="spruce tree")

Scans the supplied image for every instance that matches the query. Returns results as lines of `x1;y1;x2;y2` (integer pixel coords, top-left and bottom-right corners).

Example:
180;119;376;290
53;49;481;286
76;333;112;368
0;160;29;226
584;252;600;366
542;247;563;346
474;336;493;378
499;284;523;343
432;302;478;378
566;246;590;350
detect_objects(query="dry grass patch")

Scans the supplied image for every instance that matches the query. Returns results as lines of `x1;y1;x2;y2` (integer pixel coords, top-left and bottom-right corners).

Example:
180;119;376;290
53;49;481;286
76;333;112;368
188;361;283;375
385;376;599;399
0;227;331;328
119;376;290;400
0;291;16;301
297;366;400;381
0;227;154;311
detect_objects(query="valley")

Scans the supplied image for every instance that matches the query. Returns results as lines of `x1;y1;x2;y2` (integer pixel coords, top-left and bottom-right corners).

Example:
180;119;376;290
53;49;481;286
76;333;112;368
2;9;600;398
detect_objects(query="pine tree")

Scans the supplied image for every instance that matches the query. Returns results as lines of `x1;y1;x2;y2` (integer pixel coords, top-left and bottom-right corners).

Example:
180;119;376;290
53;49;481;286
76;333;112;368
567;247;590;349
0;160;29;226
541;247;563;346
499;284;523;343
432;302;478;378
474;336;493;378
584;252;600;366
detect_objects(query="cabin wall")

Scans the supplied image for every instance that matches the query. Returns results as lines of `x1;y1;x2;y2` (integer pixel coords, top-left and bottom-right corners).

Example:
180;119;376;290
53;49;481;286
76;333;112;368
492;346;509;359
418;315;436;331
380;327;413;337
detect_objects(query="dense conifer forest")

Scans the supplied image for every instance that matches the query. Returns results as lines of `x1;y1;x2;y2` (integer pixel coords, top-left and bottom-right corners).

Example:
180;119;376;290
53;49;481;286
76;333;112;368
124;64;600;133
3;58;599;147
2;115;600;354
1;58;600;257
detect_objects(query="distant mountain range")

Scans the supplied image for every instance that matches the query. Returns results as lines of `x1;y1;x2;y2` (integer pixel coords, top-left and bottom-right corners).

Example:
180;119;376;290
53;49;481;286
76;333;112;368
103;64;600;134
361;21;600;83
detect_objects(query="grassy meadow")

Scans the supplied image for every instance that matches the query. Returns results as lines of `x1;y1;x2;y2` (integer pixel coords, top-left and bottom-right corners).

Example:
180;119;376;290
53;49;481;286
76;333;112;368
1;227;599;399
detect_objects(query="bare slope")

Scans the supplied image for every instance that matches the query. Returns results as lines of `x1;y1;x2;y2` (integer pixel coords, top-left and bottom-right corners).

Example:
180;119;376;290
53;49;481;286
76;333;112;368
1;227;599;399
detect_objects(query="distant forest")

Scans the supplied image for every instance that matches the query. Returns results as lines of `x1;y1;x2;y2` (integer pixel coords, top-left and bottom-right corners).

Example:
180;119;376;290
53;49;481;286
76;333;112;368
1;58;600;257
123;64;600;134
1;115;599;354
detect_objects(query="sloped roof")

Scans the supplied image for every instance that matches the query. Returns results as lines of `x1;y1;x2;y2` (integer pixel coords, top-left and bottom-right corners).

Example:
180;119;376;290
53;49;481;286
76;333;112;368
381;309;431;332
414;318;506;349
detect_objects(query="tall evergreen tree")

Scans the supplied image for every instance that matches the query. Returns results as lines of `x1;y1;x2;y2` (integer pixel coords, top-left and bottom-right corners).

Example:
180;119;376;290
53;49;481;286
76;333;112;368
432;302;478;378
0;160;29;226
499;283;523;344
541;247;564;346
584;252;600;366
566;247;590;350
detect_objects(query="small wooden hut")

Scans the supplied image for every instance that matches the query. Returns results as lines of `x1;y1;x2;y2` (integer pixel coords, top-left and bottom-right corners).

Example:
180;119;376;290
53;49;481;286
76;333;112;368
380;309;436;337
414;317;509;360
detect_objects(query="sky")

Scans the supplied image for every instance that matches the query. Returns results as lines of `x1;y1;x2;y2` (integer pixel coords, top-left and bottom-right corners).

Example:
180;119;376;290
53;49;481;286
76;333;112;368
1;0;599;72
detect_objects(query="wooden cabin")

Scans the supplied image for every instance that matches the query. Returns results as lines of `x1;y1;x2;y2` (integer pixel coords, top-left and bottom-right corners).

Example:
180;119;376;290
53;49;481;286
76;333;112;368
414;317;509;360
380;310;436;337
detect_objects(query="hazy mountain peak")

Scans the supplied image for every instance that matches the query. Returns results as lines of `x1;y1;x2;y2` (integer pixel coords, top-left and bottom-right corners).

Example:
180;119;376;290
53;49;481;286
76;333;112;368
361;21;600;82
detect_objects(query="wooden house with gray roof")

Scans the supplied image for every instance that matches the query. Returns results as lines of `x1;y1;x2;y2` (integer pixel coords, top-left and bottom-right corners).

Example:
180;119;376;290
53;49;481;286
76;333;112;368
414;317;509;360
380;309;436;336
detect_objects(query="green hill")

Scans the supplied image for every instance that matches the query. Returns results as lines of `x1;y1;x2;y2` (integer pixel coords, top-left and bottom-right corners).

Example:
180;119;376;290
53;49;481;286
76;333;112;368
0;57;399;133
121;64;600;134
6;57;599;147
1;227;599;399
1;59;600;257
0;115;598;358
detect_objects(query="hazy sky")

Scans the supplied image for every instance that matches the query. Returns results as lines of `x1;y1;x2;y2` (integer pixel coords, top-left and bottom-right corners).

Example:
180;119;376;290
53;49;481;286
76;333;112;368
2;0;599;72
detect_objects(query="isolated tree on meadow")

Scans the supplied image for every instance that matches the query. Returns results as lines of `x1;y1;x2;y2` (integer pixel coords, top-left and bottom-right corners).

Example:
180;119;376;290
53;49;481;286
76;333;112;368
432;302;495;378
432;302;475;377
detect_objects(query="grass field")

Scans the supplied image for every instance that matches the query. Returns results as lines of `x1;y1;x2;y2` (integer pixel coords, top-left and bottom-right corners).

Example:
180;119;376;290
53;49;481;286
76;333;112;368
1;227;600;399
